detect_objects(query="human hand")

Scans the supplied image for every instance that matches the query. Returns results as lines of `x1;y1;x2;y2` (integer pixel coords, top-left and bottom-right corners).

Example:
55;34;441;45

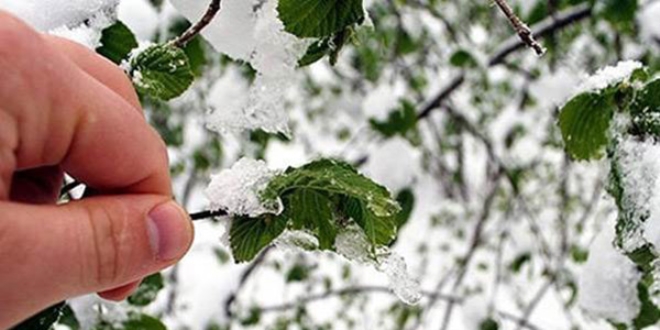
0;12;194;328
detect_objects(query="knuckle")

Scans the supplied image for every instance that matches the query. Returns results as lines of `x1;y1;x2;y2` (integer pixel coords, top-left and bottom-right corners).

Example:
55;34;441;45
81;200;132;287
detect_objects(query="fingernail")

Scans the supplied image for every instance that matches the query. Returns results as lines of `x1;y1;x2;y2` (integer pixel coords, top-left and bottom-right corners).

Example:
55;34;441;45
147;201;192;261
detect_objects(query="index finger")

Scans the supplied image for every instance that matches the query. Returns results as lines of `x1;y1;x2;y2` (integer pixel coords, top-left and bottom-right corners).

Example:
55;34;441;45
0;12;171;197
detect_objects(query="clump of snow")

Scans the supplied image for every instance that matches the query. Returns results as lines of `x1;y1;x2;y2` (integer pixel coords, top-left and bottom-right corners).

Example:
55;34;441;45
171;0;307;134
49;10;115;49
0;0;118;31
335;226;422;305
0;0;118;49
578;224;641;324
205;158;279;217
614;136;660;252
576;61;642;95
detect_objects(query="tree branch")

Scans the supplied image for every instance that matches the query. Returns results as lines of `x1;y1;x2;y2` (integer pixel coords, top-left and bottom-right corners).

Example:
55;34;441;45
171;0;222;48
493;0;546;56
189;209;227;221
417;3;592;121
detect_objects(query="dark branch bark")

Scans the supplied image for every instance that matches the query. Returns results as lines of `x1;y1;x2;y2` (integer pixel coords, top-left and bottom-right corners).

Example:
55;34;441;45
171;0;222;48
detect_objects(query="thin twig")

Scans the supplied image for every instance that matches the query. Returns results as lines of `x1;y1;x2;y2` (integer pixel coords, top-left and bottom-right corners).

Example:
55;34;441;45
171;0;222;48
189;209;228;221
493;0;546;56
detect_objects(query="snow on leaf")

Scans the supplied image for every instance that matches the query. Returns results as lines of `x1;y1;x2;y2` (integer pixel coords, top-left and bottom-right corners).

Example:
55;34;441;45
205;158;277;217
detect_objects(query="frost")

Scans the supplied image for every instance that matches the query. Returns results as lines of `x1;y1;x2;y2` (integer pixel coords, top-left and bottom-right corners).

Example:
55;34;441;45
172;0;306;134
576;60;642;94
335;226;422;305
578;224;641;324
205;158;278;217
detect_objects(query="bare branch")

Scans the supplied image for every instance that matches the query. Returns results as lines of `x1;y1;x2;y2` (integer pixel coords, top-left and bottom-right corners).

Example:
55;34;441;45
171;0;222;48
493;0;546;56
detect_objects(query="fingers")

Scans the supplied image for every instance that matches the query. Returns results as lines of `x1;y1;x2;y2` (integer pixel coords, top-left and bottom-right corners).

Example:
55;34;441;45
43;35;142;111
0;11;170;197
0;196;193;328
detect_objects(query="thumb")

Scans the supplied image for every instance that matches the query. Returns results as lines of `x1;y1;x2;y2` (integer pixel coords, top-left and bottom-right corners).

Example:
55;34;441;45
0;195;193;328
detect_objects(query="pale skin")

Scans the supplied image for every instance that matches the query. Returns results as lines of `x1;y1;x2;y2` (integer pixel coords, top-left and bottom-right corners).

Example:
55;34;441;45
0;12;194;328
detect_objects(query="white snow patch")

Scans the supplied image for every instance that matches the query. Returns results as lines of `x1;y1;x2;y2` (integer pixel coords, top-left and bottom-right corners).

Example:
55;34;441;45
0;0;118;31
576;61;642;95
615;137;660;252
205;158;278;217
172;0;307;134
578;224;641;324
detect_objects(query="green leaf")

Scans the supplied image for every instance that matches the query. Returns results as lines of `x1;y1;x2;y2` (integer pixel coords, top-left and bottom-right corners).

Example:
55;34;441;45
450;49;477;68
12;302;66;330
278;0;365;38
56;305;80;330
230;214;288;262
633;282;660;329
298;39;332;67
123;314;166;330
631;79;660;136
130;44;194;101
263;159;400;220
509;252;532;273
559;92;615;160
395;188;415;228
479;318;499;330
127;272;164;306
96;21;138;64
599;0;638;33
370;100;418;138
229;159;400;262
287;189;337;249
341;197;397;246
